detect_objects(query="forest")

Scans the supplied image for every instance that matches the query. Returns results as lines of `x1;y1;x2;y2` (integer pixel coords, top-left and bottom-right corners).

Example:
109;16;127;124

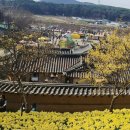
1;0;130;21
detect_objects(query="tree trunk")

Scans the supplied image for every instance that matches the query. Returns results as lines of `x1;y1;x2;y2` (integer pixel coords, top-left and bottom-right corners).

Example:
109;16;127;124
109;95;118;113
17;77;27;116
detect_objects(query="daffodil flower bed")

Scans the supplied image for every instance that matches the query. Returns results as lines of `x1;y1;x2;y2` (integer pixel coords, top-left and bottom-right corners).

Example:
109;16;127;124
0;109;130;130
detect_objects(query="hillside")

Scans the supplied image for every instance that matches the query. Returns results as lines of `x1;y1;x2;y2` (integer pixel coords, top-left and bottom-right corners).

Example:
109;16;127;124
39;0;80;4
38;0;93;5
1;0;130;21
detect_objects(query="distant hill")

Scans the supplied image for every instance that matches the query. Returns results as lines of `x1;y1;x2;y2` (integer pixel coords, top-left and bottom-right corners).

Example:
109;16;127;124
39;0;79;4
38;0;93;5
1;0;130;21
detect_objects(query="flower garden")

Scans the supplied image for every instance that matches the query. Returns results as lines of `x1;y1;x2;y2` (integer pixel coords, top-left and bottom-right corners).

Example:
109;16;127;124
0;109;130;130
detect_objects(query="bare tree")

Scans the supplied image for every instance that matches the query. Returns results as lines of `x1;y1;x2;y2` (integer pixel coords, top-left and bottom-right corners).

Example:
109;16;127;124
0;31;53;115
3;8;33;30
0;0;33;30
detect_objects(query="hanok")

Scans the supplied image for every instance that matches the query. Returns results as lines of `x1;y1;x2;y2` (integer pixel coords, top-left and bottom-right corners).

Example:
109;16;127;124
13;48;88;83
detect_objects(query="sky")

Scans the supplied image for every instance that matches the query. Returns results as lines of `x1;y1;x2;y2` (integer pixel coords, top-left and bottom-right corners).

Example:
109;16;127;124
79;0;130;9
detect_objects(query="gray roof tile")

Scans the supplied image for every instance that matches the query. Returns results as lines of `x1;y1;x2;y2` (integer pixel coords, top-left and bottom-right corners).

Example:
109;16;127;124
0;80;130;96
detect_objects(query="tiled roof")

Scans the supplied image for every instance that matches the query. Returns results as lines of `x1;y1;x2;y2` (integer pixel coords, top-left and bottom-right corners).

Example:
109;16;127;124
72;44;92;54
0;80;130;96
53;48;73;54
14;54;87;78
65;62;88;77
14;55;80;73
65;61;85;72
110;68;130;83
88;68;130;84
